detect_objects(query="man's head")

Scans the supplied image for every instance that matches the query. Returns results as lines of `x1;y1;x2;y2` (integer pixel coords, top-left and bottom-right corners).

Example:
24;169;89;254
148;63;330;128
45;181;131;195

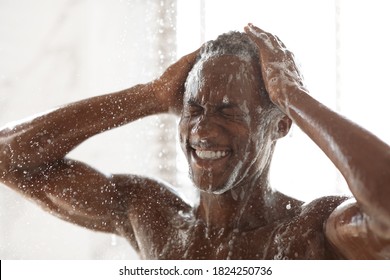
179;32;291;194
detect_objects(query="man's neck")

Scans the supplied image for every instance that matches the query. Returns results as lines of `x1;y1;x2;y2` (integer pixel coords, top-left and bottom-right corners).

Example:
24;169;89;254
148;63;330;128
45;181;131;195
196;172;278;232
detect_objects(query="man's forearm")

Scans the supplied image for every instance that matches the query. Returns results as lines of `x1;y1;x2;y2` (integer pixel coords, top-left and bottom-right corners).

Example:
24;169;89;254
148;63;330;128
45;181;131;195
280;88;390;220
0;83;163;171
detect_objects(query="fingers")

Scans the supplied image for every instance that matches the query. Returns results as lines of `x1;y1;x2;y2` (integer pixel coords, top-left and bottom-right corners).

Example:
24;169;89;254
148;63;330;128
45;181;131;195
245;23;267;36
245;23;271;42
244;24;305;91
172;47;200;75
245;23;287;52
183;47;200;66
275;35;286;49
164;48;199;79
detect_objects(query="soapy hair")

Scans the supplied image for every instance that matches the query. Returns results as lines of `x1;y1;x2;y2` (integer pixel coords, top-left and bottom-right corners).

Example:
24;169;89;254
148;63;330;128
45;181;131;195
194;31;279;113
198;31;260;63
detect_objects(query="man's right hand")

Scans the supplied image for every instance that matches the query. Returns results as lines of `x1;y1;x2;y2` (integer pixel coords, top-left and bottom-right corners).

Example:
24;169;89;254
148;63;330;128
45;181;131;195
152;49;199;115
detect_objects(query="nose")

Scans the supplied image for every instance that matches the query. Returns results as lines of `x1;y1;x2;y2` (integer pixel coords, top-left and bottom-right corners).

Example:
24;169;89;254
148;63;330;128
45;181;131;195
191;114;220;143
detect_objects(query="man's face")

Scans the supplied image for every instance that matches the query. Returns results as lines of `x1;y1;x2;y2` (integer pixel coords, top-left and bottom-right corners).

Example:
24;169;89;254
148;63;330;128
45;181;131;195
179;55;276;194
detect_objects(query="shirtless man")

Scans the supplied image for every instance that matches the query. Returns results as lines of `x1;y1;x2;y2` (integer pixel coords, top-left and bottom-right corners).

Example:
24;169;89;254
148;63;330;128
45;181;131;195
0;24;389;259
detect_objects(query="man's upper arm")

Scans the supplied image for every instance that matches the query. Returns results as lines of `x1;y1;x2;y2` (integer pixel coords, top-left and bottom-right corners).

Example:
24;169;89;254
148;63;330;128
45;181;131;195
325;198;390;259
1;158;134;234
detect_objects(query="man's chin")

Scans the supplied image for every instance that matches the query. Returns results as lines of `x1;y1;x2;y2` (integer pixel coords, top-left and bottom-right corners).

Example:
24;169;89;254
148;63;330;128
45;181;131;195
193;179;234;195
189;167;238;194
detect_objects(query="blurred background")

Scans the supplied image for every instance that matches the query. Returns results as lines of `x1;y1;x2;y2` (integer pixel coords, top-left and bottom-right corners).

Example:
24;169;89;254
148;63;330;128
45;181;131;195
0;0;389;259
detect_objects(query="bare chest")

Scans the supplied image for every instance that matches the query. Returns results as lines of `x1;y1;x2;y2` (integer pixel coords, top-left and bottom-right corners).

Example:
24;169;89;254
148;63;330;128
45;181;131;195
133;218;331;260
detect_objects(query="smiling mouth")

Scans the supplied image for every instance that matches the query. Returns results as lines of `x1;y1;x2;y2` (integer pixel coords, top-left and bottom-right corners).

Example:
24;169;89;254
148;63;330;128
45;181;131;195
194;149;230;160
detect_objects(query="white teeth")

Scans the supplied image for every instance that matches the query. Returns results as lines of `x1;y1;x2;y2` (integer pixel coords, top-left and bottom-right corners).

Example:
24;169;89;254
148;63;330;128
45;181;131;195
195;150;228;160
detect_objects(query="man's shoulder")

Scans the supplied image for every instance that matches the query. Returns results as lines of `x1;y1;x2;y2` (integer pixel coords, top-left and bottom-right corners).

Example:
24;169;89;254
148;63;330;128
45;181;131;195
253;195;350;259
300;195;350;216
111;173;192;212
294;195;350;237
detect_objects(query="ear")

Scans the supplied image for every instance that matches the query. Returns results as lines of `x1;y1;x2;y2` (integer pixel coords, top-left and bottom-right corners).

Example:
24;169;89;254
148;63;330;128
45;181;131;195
272;115;292;140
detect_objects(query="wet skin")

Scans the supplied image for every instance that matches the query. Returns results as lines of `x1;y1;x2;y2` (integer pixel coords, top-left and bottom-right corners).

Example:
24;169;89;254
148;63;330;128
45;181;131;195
0;55;356;259
1;24;389;259
174;55;344;259
179;56;272;194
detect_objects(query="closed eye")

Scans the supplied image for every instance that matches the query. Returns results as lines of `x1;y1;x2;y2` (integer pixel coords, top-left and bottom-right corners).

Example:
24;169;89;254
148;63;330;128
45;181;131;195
220;105;246;118
183;102;203;117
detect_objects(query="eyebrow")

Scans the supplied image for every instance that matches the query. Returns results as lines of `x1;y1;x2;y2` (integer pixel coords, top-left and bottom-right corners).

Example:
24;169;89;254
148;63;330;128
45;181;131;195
185;97;241;111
